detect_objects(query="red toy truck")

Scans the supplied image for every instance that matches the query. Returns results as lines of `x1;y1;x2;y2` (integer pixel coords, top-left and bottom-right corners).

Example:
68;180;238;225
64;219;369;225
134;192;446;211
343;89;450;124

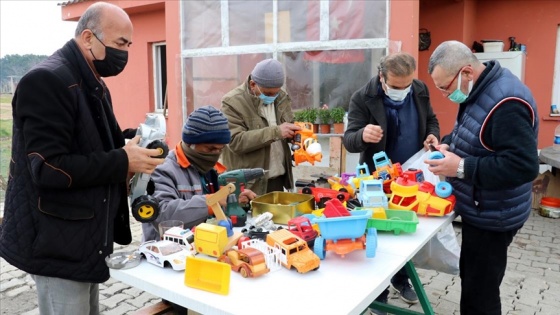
286;216;318;246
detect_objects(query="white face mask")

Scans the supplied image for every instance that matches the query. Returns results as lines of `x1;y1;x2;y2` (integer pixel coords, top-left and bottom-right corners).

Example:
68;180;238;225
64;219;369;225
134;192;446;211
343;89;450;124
382;78;411;102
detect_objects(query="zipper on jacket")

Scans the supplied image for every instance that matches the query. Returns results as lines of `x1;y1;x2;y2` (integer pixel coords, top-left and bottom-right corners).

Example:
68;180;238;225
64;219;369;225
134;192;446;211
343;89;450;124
104;188;111;247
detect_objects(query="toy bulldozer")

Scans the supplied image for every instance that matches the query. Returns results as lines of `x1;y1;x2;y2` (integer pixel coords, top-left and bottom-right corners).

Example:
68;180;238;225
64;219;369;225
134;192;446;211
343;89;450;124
128;114;169;223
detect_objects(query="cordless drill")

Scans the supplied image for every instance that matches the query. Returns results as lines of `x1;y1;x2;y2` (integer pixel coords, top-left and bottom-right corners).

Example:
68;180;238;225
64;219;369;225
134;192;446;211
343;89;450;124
217;168;266;227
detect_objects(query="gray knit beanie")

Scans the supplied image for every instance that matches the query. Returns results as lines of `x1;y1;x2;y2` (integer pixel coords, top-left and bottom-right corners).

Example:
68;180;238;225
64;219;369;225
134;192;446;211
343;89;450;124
182;106;231;144
251;59;285;88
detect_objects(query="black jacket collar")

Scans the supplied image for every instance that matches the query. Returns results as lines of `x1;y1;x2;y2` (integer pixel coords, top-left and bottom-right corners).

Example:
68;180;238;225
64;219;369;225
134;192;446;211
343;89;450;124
58;39;107;100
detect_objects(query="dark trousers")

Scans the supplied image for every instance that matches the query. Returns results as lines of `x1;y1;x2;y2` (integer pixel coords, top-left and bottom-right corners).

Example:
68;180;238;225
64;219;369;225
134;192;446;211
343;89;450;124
376;267;409;301
267;175;286;193
460;221;519;315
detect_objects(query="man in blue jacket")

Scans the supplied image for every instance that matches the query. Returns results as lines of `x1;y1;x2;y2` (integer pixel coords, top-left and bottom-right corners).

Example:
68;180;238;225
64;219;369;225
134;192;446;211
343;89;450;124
0;2;163;314
427;40;539;315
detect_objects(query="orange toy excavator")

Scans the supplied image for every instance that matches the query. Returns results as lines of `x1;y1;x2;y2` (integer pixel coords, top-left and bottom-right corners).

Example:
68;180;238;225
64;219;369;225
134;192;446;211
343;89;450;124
291;122;323;166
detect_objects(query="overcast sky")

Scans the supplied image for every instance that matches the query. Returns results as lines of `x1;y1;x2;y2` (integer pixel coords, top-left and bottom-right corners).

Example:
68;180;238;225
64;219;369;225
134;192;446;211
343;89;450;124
0;0;77;58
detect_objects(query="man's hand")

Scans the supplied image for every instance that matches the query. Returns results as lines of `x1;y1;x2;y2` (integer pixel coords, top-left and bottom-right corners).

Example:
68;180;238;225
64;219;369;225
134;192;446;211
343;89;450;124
239;189;257;204
362;124;384;143
423;134;439;151
123;136;165;174
425;148;462;177
279;123;302;139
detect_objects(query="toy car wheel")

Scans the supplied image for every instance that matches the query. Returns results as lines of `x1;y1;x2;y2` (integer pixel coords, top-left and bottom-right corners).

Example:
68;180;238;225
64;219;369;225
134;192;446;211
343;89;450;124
336;193;346;201
302;187;313;195
339;188;348;193
313;236;326;260
147;140;169;158
239;265;250;278
131;195;160;223
365;228;377;258
429;151;445;160
435;182;453;198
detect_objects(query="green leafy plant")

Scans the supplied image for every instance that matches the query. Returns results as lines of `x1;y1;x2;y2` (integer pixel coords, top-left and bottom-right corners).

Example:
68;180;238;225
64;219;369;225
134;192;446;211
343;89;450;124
293;110;306;122
303;107;318;123
317;104;331;124
330;106;346;123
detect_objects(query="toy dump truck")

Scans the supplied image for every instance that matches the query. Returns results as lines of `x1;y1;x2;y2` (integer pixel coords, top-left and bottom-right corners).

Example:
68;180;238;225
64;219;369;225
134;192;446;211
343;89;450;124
265;229;320;274
313;209;377;259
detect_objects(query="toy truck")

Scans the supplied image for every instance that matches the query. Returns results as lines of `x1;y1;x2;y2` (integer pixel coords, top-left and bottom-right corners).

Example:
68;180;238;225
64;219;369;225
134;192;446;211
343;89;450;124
265;229;320;274
364;208;419;235
286;216;318;247
313;209;377;259
348;163;375;195
372;151;403;194
194;223;228;257
389;180;455;216
359;179;388;209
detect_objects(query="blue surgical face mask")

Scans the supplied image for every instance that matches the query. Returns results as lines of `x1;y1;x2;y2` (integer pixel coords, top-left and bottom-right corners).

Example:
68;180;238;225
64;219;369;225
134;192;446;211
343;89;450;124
448;71;473;104
256;85;278;105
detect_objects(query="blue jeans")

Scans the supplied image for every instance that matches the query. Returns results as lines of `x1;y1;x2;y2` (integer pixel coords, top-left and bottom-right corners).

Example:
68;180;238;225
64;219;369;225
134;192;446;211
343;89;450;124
31;274;99;315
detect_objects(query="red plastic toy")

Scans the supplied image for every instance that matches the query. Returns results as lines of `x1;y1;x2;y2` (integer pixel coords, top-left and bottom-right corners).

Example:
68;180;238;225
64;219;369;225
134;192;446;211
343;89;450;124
322;199;351;217
286;216;318;245
301;186;350;206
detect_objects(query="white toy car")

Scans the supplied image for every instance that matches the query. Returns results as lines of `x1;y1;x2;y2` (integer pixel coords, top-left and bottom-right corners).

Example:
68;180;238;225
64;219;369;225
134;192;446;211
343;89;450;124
163;227;196;254
138;240;193;271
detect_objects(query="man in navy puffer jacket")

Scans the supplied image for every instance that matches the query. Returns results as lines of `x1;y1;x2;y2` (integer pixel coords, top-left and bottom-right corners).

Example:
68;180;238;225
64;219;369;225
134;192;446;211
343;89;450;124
427;40;539;315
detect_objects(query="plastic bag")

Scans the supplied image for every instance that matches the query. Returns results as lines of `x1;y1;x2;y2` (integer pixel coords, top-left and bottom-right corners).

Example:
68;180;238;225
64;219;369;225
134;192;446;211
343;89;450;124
403;149;460;275
412;223;460;275
401;149;440;185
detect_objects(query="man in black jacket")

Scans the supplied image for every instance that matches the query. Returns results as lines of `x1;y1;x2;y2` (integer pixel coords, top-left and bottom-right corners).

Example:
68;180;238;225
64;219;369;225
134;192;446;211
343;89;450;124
343;52;440;314
0;2;163;314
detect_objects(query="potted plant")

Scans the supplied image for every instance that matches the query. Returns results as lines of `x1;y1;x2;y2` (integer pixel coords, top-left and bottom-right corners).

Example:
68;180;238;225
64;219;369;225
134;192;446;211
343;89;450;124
302;107;318;133
330;106;346;134
293;109;306;123
317;104;331;134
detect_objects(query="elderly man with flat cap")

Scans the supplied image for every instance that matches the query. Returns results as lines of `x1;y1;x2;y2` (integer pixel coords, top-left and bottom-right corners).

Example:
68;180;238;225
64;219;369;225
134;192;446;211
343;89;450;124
221;59;301;195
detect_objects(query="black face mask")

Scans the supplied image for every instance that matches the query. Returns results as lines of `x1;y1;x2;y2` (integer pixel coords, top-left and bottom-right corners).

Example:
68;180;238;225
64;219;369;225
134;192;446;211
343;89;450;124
90;32;128;77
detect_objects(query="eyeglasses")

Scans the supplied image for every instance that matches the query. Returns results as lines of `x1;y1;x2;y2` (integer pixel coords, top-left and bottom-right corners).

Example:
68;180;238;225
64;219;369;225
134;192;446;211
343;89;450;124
90;30;132;48
438;69;462;92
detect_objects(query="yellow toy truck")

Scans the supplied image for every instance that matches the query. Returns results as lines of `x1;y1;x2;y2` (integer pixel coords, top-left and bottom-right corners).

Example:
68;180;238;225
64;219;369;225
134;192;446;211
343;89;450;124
194;223;228;257
265;229;320;274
